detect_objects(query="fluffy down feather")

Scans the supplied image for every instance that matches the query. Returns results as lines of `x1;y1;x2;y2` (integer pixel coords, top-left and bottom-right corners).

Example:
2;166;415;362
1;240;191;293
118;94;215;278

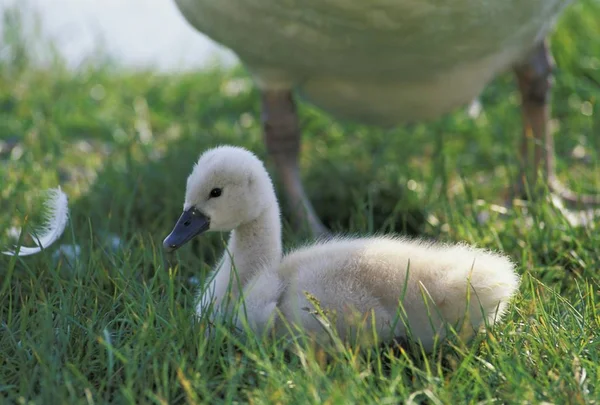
3;187;69;257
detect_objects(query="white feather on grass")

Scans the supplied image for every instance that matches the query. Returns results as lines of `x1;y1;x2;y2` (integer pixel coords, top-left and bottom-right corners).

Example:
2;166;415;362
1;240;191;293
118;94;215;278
3;187;70;256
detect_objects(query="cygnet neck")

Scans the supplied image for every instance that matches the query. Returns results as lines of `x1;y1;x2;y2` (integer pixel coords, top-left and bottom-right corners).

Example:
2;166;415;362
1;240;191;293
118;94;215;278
226;200;282;284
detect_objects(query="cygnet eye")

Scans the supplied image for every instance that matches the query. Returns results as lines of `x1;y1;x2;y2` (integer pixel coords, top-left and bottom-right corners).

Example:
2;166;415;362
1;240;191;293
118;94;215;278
209;188;222;198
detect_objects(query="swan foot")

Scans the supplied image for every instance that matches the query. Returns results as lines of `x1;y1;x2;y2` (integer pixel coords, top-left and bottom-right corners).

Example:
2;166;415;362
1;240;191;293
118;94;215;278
261;89;330;237
511;40;600;207
506;175;600;211
547;177;600;208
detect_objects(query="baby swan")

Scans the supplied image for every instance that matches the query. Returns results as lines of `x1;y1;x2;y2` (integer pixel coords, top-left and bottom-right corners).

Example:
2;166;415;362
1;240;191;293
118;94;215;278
164;146;520;350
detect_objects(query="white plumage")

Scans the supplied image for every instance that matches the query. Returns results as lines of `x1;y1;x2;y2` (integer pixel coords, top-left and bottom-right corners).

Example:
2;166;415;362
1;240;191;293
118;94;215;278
164;146;520;350
3;187;70;257
173;0;570;123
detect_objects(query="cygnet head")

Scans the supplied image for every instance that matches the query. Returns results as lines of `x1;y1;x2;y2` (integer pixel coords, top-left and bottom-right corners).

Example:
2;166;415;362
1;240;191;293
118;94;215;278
163;145;275;252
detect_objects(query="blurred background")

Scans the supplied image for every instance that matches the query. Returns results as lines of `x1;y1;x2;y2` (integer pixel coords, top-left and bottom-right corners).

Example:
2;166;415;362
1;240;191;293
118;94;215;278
0;0;236;71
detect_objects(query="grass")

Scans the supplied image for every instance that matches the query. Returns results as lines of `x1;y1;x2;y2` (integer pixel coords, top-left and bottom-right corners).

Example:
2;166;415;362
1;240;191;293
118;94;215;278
1;1;600;404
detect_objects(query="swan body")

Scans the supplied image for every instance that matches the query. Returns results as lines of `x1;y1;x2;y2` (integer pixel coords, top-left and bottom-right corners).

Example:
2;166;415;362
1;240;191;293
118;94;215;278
164;146;520;350
173;0;570;124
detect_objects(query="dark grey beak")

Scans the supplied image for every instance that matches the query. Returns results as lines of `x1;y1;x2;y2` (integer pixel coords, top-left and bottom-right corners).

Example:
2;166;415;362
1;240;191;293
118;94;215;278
163;208;210;252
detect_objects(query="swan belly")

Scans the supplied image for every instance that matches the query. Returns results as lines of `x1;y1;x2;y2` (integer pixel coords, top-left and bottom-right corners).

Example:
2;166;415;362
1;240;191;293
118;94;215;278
297;47;522;124
174;0;571;123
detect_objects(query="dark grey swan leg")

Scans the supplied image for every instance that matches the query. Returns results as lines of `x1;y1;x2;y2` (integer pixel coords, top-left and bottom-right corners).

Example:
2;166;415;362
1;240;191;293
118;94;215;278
514;40;600;206
261;89;329;236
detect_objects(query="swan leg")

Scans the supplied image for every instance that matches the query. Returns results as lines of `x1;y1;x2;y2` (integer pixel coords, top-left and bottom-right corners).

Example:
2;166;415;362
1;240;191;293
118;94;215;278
261;89;329;236
513;40;600;206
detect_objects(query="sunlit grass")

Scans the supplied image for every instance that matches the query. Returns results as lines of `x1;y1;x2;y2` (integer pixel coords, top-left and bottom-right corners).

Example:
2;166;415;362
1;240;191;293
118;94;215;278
1;1;599;403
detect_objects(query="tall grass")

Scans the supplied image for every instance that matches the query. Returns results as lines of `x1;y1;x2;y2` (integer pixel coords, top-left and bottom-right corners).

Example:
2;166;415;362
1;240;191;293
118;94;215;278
1;1;599;404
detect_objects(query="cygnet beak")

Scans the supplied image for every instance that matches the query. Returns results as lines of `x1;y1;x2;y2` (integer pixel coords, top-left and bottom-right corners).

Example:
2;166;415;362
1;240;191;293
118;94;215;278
163;207;210;252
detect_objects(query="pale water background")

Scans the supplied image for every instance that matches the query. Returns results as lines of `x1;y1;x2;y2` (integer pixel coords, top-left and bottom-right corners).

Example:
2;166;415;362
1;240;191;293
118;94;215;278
1;0;237;71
